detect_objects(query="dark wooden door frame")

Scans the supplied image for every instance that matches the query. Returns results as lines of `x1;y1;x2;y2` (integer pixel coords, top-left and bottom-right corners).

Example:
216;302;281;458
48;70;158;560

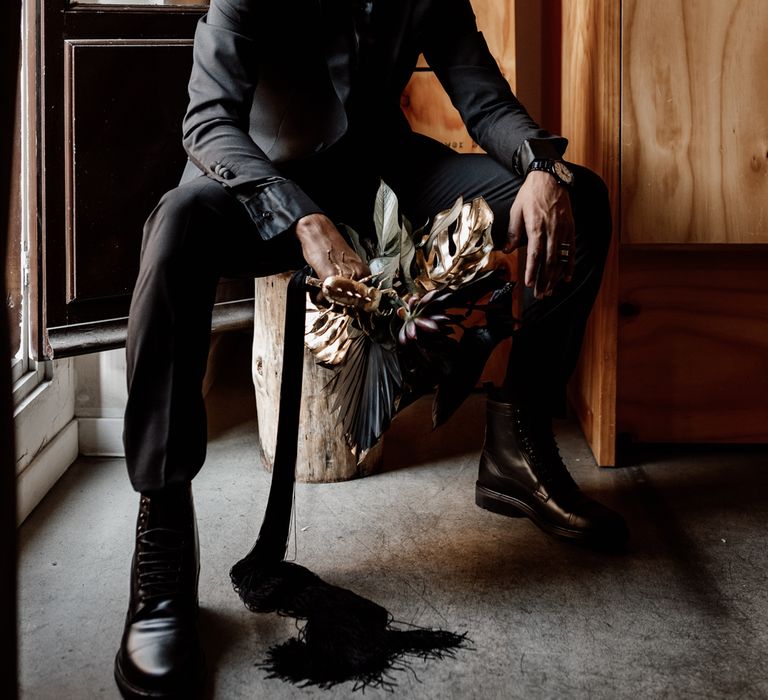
34;1;252;359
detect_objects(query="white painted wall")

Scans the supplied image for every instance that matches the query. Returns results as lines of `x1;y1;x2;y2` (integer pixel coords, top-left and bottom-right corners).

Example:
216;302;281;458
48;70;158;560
14;348;130;524
14;358;78;523
74;348;128;457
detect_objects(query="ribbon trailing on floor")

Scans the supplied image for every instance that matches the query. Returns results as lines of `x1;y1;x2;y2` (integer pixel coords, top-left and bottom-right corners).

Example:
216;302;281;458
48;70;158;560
230;267;469;690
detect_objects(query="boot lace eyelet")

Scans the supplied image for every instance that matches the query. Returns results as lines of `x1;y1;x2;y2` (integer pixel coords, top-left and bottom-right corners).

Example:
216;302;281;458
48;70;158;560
135;527;187;602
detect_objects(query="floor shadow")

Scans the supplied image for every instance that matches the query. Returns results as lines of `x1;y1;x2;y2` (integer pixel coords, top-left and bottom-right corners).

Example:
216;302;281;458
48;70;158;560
603;450;768;518
199;606;241;699
205;330;259;441
617;465;734;618
382;393;485;472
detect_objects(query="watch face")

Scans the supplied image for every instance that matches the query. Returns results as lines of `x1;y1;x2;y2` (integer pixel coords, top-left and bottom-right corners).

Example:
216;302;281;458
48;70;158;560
553;161;574;185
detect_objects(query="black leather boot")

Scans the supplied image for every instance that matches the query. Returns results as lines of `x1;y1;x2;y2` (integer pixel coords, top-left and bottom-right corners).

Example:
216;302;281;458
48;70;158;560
114;486;204;699
476;398;629;546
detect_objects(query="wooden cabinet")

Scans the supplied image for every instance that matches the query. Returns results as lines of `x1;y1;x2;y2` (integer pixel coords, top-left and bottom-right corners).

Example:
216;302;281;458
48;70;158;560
563;0;768;464
617;247;768;444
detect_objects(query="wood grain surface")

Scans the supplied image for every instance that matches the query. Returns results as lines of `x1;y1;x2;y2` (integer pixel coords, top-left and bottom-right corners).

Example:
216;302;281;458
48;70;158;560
622;0;768;244
561;0;621;466
252;274;383;483
402;0;515;153
618;248;768;442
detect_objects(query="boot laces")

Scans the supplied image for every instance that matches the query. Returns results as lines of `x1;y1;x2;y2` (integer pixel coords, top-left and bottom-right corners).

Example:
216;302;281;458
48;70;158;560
136;527;186;602
516;410;578;493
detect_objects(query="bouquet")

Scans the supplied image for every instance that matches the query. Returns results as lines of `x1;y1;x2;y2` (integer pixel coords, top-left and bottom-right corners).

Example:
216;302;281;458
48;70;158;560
304;181;517;455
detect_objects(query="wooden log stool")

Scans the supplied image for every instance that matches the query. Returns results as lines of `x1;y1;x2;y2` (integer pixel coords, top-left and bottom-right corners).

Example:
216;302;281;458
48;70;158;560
252;272;383;483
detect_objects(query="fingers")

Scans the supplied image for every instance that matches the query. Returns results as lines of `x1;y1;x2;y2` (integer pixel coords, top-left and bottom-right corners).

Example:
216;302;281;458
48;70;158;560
524;217;544;291
526;213;576;299
346;256;371;280
542;225;559;296
513;172;581;298
324;245;370;280
551;208;576;290
522;202;554;298
506;200;525;253
564;228;576;283
295;214;370;280
330;241;370;280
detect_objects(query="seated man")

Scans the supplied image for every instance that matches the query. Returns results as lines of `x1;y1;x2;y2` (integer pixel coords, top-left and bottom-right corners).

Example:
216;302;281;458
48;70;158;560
115;0;628;697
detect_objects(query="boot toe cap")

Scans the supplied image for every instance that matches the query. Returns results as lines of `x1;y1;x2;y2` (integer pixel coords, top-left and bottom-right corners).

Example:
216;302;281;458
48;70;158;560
116;615;203;698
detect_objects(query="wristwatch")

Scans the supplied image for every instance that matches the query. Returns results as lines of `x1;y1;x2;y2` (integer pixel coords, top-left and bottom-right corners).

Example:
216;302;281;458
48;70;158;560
527;159;575;188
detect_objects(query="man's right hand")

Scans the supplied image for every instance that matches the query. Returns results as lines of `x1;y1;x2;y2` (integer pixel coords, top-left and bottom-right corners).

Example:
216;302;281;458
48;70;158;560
294;213;370;280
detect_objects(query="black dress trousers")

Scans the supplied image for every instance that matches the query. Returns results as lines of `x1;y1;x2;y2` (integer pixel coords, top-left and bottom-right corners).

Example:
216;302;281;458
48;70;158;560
123;132;610;492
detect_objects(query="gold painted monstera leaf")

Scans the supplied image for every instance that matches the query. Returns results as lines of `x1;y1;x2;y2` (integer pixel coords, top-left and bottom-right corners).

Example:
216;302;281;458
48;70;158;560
304;297;360;367
414;196;495;292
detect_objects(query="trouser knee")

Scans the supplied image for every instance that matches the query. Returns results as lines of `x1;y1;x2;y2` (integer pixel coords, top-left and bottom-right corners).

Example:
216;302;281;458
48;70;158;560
569;164;612;261
139;184;215;273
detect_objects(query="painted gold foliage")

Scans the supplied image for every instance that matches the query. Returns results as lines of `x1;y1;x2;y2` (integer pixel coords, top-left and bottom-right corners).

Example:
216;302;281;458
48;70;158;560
302;181;509;453
414;196;495;292
304;298;360;366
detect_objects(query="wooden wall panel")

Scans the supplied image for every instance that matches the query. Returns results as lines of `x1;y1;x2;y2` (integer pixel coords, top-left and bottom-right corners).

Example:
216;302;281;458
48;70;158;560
561;0;621;466
618;249;768;442
622;0;768;244
402;71;482;153
402;0;515;153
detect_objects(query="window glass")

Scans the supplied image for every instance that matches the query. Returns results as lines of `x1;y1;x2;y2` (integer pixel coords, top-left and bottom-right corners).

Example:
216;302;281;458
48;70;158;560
7;80;22;369
5;216;22;367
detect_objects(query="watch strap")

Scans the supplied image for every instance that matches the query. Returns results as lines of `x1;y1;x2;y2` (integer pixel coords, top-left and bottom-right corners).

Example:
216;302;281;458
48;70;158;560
527;159;573;187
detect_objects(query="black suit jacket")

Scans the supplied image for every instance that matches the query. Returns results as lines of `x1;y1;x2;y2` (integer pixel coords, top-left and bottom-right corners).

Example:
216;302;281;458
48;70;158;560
179;0;567;241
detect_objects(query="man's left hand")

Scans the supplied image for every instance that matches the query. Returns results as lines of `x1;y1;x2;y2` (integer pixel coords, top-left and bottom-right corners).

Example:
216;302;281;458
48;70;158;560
505;171;575;299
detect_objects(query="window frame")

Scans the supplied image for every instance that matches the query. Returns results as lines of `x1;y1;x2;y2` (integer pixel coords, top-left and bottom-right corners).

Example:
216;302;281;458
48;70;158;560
11;0;45;406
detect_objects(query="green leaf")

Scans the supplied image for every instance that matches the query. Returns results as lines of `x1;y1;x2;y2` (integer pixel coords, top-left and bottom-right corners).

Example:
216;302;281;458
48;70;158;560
373;180;403;259
368;254;399;285
399;225;417;292
339;223;370;263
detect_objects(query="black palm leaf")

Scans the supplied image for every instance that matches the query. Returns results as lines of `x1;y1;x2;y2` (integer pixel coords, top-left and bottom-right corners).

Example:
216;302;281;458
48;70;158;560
327;334;402;454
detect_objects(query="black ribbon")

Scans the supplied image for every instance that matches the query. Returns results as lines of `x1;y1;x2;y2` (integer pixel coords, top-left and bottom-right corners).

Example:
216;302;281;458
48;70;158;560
230;267;469;689
249;267;309;563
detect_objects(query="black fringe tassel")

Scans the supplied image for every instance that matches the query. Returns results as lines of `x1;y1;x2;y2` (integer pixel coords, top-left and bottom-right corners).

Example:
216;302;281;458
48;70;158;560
234;268;469;690
230;558;470;690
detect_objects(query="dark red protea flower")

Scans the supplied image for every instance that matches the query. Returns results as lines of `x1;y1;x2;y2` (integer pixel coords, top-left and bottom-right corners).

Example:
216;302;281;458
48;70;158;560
395;289;453;345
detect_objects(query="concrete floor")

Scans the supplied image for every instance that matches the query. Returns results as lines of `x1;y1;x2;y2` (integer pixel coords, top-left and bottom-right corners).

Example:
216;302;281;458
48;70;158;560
18;352;768;699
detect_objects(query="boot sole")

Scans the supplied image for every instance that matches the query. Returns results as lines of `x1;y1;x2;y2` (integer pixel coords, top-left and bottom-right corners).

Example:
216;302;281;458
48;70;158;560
114;651;204;700
475;482;624;546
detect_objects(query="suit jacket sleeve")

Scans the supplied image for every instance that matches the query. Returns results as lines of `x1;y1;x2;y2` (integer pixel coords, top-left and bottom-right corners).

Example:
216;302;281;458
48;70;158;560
421;0;567;175
182;0;322;240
